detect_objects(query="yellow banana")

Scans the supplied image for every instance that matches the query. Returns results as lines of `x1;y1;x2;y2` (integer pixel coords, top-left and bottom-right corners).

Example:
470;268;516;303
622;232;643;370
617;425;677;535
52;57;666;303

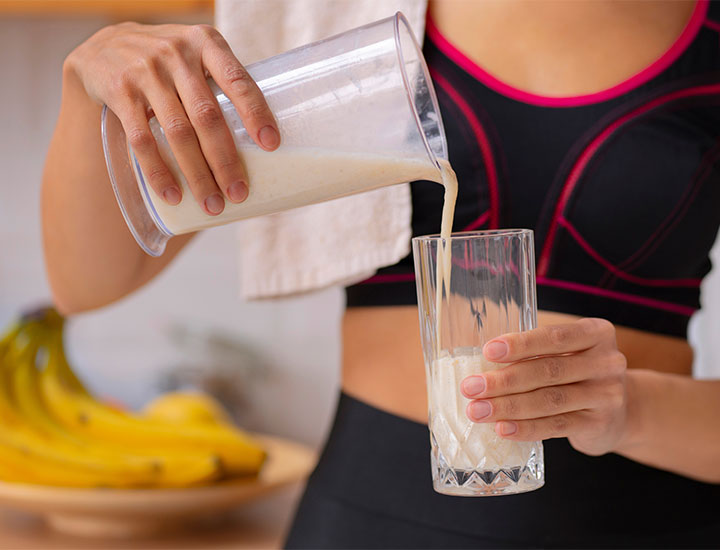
0;323;220;488
41;332;266;476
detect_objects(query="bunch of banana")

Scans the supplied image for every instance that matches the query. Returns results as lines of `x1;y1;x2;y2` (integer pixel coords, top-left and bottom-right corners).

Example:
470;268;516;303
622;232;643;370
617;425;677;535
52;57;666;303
0;308;266;488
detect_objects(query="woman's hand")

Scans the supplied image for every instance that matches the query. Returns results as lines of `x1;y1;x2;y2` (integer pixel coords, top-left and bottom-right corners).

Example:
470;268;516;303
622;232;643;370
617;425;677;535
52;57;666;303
65;22;280;216
461;318;629;456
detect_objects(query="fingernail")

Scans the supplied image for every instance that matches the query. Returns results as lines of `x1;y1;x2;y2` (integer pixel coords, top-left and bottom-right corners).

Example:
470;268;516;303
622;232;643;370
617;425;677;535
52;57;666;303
258;125;280;149
462;376;485;396
204;193;225;215
469;401;491;421
499;421;517;436
484;340;508;360
162;187;181;205
227;182;248;203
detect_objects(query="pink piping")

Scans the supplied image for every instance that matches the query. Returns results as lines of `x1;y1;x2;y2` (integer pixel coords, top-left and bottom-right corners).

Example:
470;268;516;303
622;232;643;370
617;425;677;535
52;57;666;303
538;82;720;276
616;143;720;271
557;217;702;287
537;276;697;316
430;69;500;228
426;1;708;108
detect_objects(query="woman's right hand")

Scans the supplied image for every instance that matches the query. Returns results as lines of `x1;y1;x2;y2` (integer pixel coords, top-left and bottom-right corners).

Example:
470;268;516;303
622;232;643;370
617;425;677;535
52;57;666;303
65;22;280;216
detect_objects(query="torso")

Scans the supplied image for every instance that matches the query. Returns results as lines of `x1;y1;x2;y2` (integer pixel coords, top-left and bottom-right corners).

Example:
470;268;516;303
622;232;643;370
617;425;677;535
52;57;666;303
342;308;693;424
342;0;705;424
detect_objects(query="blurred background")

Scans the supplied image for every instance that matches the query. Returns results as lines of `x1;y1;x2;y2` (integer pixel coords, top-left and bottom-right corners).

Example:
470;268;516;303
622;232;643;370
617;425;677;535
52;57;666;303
0;0;343;451
0;0;719;455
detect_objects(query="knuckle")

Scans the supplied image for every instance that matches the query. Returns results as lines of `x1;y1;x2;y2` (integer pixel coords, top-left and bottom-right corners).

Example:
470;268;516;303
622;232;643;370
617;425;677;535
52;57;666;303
587;317;615;338
164;116;195;143
544;387;567;411
213;152;241;172
133;54;160;76
191;98;222;127
609;351;627;374
145;163;171;183
550;414;571;434
502;397;519;417
542;357;564;382
245;100;270;119
109;71;136;97
190;23;218;40
155;36;184;59
489;369;514;394
188;171;215;189
546;325;570;347
126;127;154;151
224;66;254;96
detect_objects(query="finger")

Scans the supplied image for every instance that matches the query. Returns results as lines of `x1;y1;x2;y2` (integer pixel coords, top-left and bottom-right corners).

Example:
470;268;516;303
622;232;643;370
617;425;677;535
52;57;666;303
117;102;182;205
466;383;602;423
462;352;602;399
483;318;615;363
145;83;225;216
201;33;280;151
494;411;589;441
173;66;249;204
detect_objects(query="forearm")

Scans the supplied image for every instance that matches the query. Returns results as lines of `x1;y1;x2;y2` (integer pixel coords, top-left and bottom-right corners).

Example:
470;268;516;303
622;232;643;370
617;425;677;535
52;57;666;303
42;56;191;314
615;369;720;483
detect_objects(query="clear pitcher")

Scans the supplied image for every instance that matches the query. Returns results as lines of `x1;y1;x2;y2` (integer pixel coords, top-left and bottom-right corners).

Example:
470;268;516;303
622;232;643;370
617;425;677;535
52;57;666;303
102;12;447;257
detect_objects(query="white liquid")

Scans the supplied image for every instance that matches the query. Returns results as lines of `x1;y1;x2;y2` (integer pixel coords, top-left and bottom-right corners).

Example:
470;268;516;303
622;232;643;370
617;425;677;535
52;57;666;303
139;146;442;236
434;162;458;353
429;354;535;471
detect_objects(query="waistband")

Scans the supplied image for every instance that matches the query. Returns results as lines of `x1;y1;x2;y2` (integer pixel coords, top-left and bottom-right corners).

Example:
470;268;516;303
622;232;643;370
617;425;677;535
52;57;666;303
308;393;720;548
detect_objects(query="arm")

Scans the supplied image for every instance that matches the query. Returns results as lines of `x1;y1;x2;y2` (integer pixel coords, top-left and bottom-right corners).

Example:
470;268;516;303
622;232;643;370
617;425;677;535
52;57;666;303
617;370;720;482
461;319;720;484
42;23;280;314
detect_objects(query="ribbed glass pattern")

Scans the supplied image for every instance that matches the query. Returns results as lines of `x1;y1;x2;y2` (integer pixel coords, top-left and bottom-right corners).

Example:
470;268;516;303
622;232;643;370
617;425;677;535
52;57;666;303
412;229;544;496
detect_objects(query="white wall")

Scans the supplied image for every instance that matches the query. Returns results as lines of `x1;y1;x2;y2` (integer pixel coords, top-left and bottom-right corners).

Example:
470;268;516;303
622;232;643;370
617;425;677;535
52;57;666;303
0;15;342;448
0;15;718;452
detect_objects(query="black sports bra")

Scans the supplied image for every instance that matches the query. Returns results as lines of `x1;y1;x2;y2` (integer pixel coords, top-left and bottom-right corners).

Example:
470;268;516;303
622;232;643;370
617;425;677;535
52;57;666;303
346;1;720;338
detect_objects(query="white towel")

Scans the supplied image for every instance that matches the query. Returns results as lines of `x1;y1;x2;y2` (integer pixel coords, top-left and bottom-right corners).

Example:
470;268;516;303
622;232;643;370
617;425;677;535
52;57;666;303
215;0;428;299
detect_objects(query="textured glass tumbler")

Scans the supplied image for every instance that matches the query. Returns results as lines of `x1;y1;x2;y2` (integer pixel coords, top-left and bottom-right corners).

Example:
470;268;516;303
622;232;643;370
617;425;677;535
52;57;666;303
412;229;544;496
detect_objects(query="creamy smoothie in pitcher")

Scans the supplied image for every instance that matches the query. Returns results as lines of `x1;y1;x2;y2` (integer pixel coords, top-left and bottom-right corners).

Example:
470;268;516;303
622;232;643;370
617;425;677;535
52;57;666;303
136;142;445;236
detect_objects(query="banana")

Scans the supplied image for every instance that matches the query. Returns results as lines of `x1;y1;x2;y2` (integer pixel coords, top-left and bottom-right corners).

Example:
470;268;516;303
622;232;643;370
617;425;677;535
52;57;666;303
0;323;220;488
0;310;265;487
40;331;266;476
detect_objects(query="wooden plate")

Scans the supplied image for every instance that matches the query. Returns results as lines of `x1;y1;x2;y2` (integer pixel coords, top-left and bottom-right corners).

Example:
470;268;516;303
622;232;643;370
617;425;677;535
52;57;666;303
0;434;316;538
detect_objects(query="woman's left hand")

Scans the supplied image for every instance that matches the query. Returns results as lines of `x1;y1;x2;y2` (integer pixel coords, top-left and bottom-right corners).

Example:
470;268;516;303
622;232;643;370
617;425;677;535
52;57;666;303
461;318;629;456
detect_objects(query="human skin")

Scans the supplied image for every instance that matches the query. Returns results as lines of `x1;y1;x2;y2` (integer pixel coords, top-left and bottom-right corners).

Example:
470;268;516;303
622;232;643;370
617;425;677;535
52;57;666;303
42;1;720;483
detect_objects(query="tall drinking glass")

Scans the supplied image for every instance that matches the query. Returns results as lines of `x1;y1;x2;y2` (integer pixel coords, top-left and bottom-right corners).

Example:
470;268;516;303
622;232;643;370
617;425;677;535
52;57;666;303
412;229;544;496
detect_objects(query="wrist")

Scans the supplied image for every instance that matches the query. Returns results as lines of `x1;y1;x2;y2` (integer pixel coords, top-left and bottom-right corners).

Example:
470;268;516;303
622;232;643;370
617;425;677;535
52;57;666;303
613;369;658;454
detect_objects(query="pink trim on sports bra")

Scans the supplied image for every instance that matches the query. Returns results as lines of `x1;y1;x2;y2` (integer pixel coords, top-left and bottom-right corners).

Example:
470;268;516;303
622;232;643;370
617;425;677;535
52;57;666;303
536;277;698;316
556;217;703;288
426;0;708;108
538;82;720;276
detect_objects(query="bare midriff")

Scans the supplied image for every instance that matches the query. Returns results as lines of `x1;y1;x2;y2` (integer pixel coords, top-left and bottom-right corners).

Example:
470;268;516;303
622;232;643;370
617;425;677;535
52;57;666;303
342;307;693;424
340;0;697;424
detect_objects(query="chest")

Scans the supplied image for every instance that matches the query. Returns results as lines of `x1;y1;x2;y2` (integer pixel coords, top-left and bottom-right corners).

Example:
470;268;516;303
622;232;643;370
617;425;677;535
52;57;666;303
427;1;697;97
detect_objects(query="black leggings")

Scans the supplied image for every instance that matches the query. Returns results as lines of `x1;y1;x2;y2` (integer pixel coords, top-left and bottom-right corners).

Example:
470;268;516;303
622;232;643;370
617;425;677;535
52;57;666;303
285;393;720;549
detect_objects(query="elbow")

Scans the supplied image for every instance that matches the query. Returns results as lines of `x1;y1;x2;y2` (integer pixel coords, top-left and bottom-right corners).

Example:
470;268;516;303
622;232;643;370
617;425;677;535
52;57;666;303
48;279;101;316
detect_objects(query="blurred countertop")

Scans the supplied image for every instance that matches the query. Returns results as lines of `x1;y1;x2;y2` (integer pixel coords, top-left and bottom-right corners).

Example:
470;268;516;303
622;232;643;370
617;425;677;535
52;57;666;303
0;483;303;550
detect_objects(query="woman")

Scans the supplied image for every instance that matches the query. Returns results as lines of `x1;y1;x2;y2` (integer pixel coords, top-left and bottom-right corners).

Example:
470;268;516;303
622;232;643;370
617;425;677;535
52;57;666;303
42;0;720;547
